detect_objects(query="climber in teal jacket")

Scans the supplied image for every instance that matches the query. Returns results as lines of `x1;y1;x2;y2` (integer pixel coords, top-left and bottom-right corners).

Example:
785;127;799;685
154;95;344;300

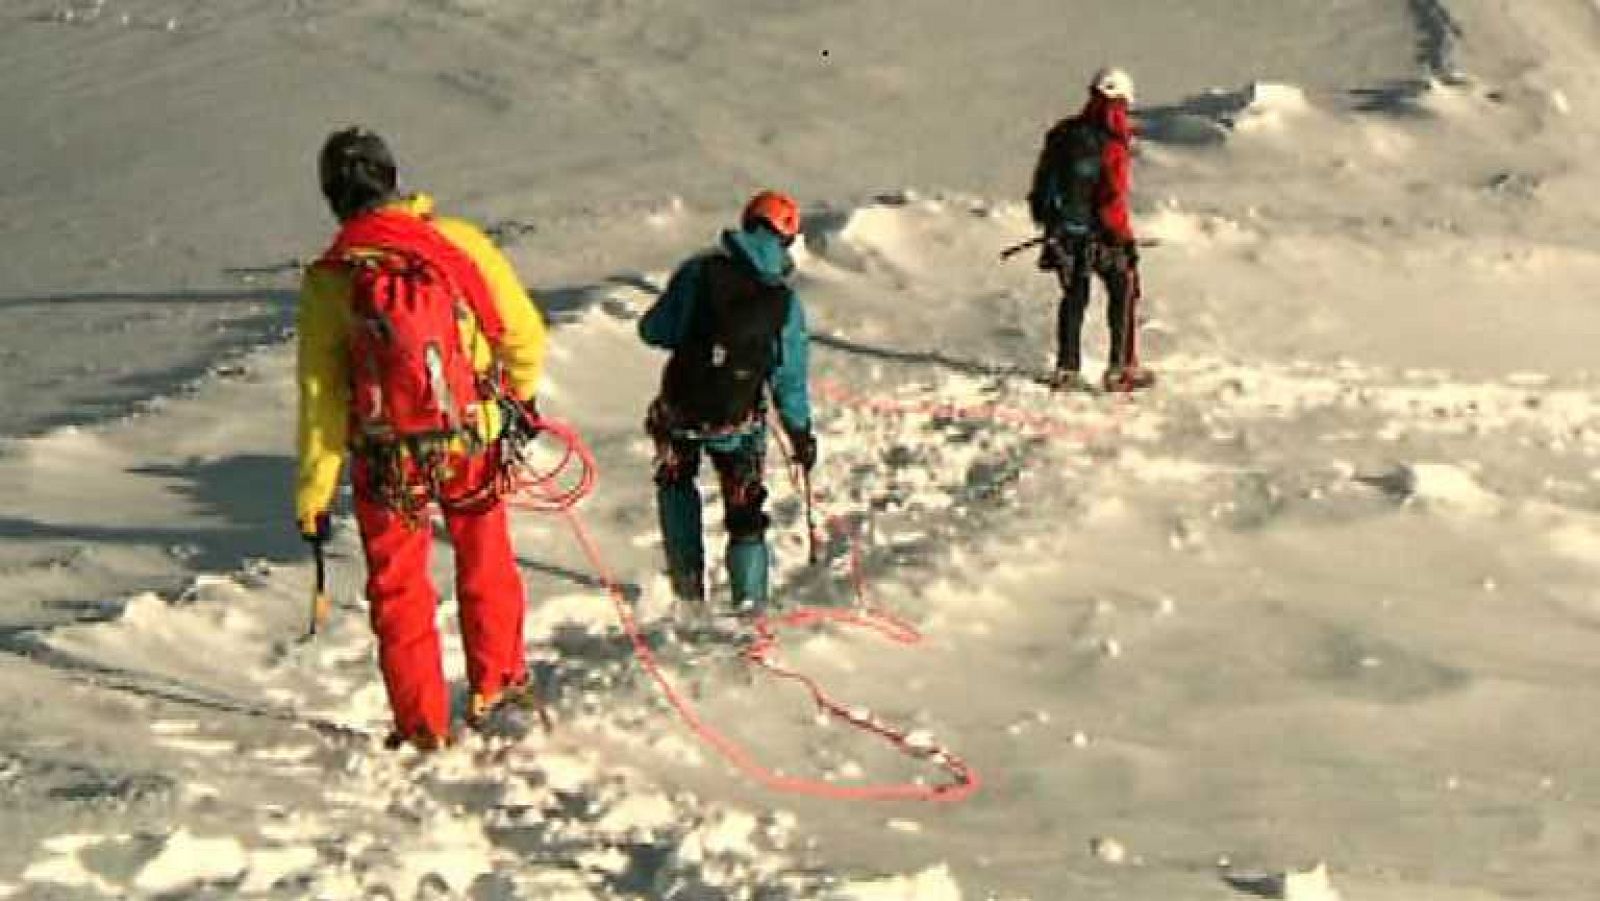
639;190;816;613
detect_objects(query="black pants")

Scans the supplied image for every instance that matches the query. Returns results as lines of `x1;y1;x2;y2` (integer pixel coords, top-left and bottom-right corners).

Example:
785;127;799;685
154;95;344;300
1048;236;1139;373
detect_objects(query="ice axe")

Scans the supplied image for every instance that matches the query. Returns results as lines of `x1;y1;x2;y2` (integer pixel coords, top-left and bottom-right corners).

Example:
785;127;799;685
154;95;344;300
998;235;1046;262
1002;234;1161;262
306;538;332;639
765;401;826;566
800;467;824;566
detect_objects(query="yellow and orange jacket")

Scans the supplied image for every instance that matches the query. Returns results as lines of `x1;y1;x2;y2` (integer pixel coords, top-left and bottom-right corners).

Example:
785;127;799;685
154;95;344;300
295;194;547;531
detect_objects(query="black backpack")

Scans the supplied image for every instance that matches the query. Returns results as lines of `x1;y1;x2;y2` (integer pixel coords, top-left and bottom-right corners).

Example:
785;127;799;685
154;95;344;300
1029;119;1106;235
661;252;791;429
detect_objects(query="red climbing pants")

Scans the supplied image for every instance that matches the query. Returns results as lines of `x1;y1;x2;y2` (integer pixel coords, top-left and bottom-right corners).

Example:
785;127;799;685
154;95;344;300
353;450;527;743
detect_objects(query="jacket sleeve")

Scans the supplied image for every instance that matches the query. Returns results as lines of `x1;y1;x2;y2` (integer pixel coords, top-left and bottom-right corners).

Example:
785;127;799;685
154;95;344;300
639;258;703;350
435;218;547;402
295;264;352;529
768;290;812;433
1096;136;1134;243
1027;127;1059;227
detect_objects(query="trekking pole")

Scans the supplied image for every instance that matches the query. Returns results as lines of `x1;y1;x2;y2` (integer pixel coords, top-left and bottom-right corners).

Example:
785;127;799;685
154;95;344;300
998;235;1046;262
307;539;332;639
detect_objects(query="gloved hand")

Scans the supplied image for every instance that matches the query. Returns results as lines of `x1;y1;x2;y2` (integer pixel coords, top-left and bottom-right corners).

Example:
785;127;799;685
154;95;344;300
1101;232;1139;269
299;511;332;547
1035;237;1063;272
501;395;543;446
785;425;817;473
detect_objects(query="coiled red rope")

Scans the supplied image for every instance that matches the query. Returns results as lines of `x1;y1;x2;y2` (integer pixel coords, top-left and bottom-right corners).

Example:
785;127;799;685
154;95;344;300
505;417;598;514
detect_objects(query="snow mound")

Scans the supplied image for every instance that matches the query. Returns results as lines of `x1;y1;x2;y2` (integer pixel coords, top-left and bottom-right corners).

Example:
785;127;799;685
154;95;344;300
1143;81;1315;145
826;863;963;900
133;829;248;894
1229;82;1314;133
1223;861;1341;901
1281;862;1341;901
1358;462;1499;514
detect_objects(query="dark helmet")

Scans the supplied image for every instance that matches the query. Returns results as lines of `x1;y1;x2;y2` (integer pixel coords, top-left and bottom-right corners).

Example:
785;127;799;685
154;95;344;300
318;127;397;220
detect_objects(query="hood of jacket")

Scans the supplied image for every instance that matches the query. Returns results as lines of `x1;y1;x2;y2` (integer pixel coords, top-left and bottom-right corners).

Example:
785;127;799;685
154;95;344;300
1077;93;1133;141
720;226;794;286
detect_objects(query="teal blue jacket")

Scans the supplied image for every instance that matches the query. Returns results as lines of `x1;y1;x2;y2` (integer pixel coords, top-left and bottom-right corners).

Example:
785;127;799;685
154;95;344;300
639;226;812;434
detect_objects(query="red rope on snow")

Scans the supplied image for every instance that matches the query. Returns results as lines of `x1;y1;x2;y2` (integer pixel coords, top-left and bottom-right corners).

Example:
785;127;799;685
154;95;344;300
556;496;980;801
510;378;1136;802
814;376;1118;441
508;413;981;800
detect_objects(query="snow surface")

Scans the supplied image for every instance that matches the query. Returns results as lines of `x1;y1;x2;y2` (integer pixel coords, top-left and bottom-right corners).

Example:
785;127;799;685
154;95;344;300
4;0;1600;899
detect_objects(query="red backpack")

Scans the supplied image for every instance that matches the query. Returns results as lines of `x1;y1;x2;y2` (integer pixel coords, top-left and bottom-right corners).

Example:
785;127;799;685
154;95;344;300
319;210;505;446
343;250;485;440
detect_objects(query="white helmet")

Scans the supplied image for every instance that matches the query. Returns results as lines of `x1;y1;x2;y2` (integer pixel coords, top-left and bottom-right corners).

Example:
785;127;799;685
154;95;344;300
1090;66;1135;103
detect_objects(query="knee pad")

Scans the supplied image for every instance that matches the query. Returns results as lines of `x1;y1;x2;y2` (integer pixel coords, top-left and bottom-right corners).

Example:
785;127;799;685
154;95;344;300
654;450;698;488
654;466;690;489
725;484;770;541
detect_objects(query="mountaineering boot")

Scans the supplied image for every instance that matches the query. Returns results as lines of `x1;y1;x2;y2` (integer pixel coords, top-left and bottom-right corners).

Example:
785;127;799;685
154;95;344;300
1048;368;1094;393
466;680;552;735
727;539;771;616
669;568;707;608
657;479;705;602
383;727;453;753
1102;365;1156;393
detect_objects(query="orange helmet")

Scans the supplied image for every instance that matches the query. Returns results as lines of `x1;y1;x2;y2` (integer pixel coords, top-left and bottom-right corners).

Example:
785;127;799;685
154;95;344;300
741;190;801;239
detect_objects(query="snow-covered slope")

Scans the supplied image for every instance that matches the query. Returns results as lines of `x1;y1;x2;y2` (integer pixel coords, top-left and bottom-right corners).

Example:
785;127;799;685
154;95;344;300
4;1;1600;899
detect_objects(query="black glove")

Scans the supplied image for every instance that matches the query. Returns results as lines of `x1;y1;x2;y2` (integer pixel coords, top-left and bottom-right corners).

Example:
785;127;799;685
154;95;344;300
502;395;543;445
1036;237;1063;272
299;511;332;547
786;425;817;472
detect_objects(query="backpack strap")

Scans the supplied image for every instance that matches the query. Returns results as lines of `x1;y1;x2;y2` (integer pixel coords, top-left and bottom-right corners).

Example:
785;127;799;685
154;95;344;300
322;208;506;344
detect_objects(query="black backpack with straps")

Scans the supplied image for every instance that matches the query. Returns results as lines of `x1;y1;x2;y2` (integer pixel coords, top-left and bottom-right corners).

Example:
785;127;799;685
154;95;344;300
661;252;791;430
1029;118;1107;235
